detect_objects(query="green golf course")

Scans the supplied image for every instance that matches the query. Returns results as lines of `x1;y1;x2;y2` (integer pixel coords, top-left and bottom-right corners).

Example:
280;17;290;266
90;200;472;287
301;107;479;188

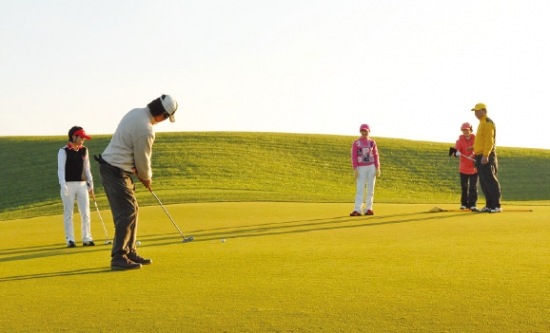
1;132;549;332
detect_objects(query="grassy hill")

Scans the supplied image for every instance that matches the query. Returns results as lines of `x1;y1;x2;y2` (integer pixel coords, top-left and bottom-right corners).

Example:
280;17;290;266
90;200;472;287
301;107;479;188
1;132;549;220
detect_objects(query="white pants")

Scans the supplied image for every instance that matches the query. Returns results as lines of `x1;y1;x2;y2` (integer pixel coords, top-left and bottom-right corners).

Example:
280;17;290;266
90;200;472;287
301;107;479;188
61;181;92;244
354;165;376;212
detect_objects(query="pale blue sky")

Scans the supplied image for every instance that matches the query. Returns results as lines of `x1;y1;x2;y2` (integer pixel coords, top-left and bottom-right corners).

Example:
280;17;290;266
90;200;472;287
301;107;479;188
1;0;549;149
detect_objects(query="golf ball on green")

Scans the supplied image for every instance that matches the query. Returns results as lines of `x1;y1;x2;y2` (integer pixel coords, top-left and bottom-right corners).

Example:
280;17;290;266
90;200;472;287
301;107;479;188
136;241;141;246
222;239;226;243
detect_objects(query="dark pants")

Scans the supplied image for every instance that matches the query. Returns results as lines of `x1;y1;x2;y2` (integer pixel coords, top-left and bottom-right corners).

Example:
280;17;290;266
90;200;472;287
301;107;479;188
459;173;478;207
475;152;502;209
98;162;139;260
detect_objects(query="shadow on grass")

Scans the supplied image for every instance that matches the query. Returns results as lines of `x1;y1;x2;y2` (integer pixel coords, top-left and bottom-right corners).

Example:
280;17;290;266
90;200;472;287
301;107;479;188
0;267;112;282
0;210;474;281
191;211;470;242
139;210;475;247
0;243;113;263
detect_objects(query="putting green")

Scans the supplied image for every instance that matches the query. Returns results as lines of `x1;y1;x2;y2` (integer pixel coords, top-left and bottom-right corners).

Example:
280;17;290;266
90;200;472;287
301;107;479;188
0;202;548;332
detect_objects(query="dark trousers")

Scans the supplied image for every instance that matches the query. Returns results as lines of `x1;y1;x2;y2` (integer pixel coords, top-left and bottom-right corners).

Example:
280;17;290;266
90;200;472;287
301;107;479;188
99;162;139;260
475;152;502;209
460;173;478;207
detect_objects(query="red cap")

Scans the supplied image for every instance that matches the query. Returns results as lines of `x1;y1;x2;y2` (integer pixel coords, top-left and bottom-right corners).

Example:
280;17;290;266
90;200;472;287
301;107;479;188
73;129;91;140
460;122;472;131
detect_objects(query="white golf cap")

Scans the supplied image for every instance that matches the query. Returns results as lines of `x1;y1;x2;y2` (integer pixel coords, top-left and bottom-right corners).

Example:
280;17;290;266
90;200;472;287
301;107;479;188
160;95;178;123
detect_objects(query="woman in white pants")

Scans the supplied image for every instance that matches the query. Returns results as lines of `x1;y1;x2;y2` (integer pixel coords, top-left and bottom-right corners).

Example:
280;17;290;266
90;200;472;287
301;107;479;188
57;126;95;247
351;124;381;216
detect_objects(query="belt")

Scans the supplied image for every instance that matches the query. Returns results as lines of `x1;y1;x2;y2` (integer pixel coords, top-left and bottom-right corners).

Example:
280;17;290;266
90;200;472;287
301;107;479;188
95;154;134;176
94;154;107;164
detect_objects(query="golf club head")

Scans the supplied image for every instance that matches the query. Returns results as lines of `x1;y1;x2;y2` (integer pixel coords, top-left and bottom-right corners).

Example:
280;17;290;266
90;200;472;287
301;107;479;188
183;236;194;243
448;147;457;156
105;241;112;245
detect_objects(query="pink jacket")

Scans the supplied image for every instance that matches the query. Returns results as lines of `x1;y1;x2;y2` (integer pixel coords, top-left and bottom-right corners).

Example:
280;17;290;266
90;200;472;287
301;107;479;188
351;137;380;169
454;134;477;175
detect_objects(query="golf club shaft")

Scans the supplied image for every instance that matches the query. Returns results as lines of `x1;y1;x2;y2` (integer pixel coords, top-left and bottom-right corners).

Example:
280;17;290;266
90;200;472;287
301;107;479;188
150;190;187;238
460;155;475;161
91;191;111;243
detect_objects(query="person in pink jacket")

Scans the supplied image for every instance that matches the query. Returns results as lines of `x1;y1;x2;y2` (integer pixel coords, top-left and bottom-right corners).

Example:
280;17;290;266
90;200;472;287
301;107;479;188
452;122;478;210
350;124;381;216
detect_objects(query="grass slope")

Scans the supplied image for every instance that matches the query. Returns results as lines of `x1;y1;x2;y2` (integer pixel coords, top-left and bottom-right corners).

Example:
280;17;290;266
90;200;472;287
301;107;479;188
1;132;549;220
0;202;548;332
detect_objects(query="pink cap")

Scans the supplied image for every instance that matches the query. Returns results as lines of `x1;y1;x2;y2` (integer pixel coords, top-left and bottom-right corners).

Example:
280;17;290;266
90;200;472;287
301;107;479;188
460;122;472;130
359;124;370;131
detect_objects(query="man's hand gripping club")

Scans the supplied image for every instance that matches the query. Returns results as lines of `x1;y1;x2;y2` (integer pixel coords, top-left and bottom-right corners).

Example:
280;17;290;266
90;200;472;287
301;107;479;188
133;168;152;191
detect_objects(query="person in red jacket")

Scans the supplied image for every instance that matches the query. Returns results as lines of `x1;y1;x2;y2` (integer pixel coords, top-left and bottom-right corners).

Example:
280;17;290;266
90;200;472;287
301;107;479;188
452;122;478;210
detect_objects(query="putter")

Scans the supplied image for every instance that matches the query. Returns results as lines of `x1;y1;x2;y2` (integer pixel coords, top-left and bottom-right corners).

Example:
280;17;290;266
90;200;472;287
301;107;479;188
449;147;475;161
457;153;475;162
149;189;193;243
90;190;112;244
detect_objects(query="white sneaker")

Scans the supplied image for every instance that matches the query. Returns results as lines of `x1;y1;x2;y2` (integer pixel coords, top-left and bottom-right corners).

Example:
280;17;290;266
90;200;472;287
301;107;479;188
470;206;478;211
460;206;467;210
490;207;503;213
476;207;491;213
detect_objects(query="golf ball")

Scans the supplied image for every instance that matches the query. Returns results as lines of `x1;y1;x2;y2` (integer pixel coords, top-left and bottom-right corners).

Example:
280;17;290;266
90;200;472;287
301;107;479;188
222;239;226;243
136;241;141;246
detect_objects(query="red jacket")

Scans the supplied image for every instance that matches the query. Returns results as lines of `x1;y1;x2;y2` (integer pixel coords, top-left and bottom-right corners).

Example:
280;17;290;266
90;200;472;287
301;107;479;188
454;134;477;175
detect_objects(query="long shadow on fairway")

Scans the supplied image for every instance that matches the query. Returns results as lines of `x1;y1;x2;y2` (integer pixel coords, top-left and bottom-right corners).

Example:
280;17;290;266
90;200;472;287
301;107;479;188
0;244;95;257
191;211;432;233
191;212;470;242
135;211;475;247
0;267;111;282
0;243;114;263
0;212;473;268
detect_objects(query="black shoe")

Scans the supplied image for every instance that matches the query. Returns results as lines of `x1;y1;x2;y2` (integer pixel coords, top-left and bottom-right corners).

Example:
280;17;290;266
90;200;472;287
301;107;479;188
68;241;76;248
111;255;142;271
127;253;152;265
83;241;95;246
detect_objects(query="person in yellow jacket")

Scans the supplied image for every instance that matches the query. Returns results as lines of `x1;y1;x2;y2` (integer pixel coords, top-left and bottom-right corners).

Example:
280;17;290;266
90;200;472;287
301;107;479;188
469;103;502;213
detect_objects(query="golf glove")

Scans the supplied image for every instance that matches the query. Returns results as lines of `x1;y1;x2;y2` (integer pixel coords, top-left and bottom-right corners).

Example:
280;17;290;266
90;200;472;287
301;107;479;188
376;169;381;178
455;151;462;157
87;182;93;191
61;184;69;196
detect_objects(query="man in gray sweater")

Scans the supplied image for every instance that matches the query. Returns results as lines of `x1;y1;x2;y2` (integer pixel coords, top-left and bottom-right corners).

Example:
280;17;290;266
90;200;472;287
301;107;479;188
97;94;178;270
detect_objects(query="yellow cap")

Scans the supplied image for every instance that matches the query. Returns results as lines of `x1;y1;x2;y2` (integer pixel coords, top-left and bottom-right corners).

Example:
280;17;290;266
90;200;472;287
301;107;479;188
471;103;486;111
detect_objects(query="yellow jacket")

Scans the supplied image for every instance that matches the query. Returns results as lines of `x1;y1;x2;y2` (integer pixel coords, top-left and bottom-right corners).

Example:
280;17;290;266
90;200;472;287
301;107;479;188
473;115;496;156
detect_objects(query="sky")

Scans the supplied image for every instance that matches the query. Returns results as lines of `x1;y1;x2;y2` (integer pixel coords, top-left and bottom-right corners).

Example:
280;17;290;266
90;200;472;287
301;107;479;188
1;0;549;149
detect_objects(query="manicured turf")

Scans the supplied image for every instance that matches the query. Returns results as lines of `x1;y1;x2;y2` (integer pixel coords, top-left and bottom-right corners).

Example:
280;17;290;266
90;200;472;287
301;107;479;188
1;202;548;332
1;132;549;220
